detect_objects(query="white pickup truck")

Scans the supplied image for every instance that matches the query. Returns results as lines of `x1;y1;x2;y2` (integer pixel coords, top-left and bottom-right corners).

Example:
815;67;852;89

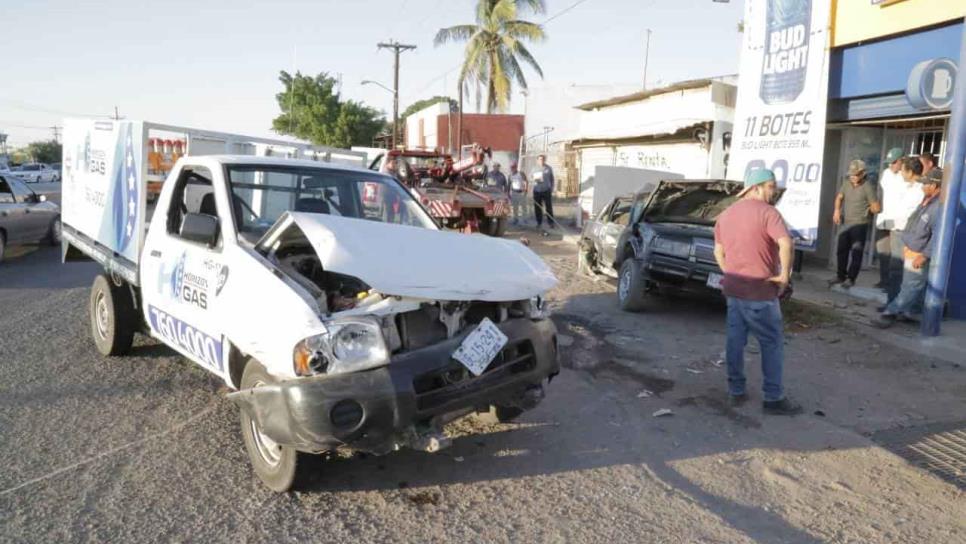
61;119;560;491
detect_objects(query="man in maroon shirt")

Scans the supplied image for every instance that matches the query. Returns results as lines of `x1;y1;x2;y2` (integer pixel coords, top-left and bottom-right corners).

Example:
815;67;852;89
713;169;802;415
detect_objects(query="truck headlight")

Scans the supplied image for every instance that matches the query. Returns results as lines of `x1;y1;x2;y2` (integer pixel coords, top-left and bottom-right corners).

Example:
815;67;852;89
293;318;389;377
528;296;550;320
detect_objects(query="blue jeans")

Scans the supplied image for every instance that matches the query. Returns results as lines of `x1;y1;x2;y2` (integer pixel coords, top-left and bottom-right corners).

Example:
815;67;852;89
726;297;784;402
884;258;929;317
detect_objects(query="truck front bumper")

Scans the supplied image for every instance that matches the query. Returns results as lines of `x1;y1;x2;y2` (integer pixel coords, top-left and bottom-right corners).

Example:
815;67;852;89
228;318;558;455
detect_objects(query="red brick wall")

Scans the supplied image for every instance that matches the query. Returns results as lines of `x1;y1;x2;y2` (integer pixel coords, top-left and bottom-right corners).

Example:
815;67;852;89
436;114;524;153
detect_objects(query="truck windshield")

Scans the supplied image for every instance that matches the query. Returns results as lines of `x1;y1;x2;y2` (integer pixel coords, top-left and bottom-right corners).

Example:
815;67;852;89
226;165;436;241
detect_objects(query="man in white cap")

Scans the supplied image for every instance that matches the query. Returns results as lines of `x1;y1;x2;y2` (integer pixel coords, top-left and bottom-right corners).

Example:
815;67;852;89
714;169;802;416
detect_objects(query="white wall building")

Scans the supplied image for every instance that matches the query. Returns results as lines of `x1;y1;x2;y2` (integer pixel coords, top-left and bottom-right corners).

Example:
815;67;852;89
404;102;452;150
522;84;640;149
571;77;737;217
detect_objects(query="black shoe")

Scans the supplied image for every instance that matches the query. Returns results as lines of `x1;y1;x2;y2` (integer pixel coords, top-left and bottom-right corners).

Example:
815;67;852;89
729;393;749;407
763;398;803;416
842;279;855;289
827;277;845;287
872;314;896;329
876;304;888;312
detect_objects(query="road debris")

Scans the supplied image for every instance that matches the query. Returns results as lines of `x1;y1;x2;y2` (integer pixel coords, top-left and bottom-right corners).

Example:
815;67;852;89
652;409;674;417
685;368;703;374
454;456;464;462
711;359;724;367
637;389;653;398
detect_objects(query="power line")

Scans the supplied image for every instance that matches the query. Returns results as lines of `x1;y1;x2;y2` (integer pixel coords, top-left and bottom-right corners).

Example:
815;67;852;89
543;0;594;25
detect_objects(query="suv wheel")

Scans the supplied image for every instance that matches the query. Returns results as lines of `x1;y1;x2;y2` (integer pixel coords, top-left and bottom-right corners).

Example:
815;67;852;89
618;259;648;312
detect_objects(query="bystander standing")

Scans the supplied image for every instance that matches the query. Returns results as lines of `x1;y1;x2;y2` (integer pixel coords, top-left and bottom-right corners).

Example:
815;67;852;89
486;162;508;193
877;157;924;308
873;167;944;328
874;148;905;288
829;160;881;288
713;169;802;416
532;155;555;229
919;152;939;177
509;162;529;225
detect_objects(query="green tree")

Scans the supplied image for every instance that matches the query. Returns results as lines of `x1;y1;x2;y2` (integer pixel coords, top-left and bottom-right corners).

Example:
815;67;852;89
435;0;546;113
272;71;386;148
25;140;62;164
401;96;459;120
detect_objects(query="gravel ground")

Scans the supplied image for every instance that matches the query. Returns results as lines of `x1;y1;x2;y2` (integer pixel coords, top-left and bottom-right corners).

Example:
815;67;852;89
0;240;963;543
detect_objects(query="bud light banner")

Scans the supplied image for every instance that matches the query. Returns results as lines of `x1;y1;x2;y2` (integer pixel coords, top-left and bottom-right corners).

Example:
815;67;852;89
729;0;832;250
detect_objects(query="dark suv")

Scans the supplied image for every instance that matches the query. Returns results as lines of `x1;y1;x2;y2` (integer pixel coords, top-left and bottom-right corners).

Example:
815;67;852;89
613;180;745;311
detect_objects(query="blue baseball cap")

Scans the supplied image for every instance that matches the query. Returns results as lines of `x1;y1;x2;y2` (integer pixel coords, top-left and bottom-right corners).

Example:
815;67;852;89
739;168;776;196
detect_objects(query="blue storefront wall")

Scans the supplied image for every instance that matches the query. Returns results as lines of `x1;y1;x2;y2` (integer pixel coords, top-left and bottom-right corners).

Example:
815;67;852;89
829;20;966;319
830;22;963;100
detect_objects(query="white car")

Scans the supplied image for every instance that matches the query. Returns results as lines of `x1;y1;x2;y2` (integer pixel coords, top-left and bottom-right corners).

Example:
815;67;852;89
16;163;59;183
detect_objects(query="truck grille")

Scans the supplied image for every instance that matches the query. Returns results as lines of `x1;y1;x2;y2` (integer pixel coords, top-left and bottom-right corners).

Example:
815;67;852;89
412;340;535;413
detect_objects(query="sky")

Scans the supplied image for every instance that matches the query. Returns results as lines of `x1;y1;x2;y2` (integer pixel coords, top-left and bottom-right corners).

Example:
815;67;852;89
1;0;743;149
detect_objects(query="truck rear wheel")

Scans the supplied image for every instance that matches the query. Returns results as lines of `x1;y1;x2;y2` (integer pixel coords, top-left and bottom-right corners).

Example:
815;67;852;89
493;217;507;237
239;360;317;493
89;274;136;356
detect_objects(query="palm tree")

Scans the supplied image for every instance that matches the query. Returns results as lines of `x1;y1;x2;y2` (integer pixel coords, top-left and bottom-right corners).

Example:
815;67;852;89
435;0;546;113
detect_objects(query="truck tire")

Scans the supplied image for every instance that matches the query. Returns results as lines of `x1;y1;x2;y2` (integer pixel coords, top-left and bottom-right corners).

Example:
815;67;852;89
89;274;136;356
239;359;317;493
492;217;507;237
618;259;648;312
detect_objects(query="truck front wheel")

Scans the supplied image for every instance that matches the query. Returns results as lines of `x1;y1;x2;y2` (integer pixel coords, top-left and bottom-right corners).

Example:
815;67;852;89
618;259;649;312
89;274;136;356
239;360;317;493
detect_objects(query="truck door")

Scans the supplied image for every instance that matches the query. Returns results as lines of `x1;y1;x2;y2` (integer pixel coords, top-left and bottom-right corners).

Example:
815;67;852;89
140;165;232;379
600;198;632;267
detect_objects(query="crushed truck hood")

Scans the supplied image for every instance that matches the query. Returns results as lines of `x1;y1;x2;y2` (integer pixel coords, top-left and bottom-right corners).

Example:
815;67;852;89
643;180;744;226
277;212;558;301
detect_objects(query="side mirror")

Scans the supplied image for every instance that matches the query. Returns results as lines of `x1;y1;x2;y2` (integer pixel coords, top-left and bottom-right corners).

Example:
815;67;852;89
180;213;220;247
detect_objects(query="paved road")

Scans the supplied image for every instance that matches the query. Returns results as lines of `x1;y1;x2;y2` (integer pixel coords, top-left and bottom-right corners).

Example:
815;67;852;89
1;243;963;543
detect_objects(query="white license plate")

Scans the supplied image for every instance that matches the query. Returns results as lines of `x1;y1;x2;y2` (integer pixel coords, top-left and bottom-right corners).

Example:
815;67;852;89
452;318;508;376
707;272;724;290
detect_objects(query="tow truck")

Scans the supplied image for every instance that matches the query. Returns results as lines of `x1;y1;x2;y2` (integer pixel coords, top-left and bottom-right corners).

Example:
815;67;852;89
370;145;511;236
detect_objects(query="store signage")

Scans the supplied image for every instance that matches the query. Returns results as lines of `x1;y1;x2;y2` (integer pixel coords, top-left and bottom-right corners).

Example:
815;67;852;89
728;0;833;250
906;58;958;111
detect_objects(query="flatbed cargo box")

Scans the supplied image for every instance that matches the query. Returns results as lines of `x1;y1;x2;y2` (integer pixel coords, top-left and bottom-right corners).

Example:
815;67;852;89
60;119;366;285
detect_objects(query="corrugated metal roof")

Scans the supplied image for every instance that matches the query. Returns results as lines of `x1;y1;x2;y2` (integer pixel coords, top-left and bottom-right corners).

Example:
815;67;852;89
572;119;709;145
575;78;719;111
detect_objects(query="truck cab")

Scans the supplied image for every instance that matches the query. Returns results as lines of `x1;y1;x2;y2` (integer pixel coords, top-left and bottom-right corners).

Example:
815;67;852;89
64;130;559;492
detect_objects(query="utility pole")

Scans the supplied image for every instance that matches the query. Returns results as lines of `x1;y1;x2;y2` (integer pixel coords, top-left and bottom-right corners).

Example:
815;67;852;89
642;29;653;89
50;126;61;143
922;23;966;336
377;40;417;149
113;106;122;120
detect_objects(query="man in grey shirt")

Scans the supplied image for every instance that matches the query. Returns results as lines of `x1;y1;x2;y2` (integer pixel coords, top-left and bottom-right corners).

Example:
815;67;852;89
532;154;555;228
829;160;881;288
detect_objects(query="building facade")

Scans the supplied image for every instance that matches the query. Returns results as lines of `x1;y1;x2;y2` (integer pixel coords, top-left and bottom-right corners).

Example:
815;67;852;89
816;0;966;316
568;78;737;218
